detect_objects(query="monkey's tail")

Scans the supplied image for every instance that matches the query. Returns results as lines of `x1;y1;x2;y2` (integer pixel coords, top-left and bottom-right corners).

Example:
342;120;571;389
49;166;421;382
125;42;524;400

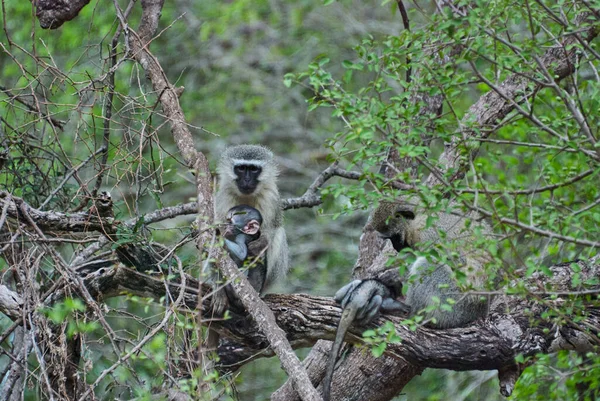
322;306;358;401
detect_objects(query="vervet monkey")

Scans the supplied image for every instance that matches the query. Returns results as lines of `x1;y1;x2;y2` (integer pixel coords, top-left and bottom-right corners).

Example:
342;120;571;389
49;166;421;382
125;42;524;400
221;205;268;308
369;200;492;328
211;145;288;312
324;201;492;399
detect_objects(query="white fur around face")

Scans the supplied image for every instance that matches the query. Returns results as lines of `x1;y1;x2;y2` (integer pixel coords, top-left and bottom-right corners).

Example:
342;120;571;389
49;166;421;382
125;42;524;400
409;256;428;276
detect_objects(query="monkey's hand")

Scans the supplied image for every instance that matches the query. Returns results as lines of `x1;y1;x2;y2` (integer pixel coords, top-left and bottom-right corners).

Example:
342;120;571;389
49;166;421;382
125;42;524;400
247;236;268;259
334;279;410;325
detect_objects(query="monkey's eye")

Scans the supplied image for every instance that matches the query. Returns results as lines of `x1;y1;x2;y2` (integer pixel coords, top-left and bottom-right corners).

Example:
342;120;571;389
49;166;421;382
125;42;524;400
249;165;259;173
234;165;246;174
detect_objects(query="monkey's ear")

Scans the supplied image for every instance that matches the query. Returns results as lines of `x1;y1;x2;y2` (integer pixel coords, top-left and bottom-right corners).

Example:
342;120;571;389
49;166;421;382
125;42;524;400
395;210;415;220
244;220;261;235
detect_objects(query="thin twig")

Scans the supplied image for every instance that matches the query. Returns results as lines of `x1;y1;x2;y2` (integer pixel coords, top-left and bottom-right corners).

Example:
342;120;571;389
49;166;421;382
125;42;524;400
0;85;65;129
39;146;107;210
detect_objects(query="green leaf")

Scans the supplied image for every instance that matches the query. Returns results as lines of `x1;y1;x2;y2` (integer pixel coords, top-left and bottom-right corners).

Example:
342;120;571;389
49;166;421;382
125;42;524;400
371;342;387;357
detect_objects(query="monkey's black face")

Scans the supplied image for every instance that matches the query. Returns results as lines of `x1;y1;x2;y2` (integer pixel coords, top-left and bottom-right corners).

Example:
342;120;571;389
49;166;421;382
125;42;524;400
234;164;262;194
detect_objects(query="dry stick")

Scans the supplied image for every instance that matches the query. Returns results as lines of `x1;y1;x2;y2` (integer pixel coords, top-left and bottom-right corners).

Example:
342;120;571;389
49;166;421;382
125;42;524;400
217;254;323;401
39;145;106;210
92;29;118;197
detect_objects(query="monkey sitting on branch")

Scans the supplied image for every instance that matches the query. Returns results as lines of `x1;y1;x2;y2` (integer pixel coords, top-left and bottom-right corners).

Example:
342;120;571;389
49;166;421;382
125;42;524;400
208;144;289;314
323;200;494;401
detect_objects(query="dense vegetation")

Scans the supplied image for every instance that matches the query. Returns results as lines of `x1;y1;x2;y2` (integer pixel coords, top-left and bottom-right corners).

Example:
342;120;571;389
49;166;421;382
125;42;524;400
1;0;599;400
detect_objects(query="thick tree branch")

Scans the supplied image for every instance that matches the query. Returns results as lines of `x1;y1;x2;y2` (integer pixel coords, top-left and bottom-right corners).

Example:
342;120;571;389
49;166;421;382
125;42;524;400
0;284;22;320
19;255;591;375
34;0;92;29
0;191;111;233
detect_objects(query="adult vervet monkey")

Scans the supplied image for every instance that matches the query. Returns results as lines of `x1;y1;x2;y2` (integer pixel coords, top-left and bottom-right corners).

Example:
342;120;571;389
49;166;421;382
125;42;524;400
211;144;289;311
324;201;493;400
368;201;493;328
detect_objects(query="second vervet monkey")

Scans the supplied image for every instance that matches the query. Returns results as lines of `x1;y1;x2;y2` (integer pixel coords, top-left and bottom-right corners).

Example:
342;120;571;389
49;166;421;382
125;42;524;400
369;201;493;328
324;201;493;399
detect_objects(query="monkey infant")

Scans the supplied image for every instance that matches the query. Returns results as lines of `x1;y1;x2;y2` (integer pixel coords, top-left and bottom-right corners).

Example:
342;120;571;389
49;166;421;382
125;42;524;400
221;205;268;311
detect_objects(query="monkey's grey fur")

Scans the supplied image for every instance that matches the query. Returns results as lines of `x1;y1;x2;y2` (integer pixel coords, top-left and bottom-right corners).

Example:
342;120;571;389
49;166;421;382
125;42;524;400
211;145;289;312
324;202;493;399
323;278;407;401
369;201;492;329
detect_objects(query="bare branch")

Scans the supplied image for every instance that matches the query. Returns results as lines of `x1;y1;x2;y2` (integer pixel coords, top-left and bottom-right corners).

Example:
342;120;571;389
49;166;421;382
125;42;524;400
283;163;413;210
217;255;323;401
0;284;22;320
0;191;111;233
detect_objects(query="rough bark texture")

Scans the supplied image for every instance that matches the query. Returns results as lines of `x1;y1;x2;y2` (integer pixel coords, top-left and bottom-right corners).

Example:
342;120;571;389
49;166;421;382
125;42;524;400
0;191;112;233
34;0;91;29
1;256;597;372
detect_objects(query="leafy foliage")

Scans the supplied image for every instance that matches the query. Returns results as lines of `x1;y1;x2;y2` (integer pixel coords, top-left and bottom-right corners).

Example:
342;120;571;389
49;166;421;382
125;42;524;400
1;0;599;400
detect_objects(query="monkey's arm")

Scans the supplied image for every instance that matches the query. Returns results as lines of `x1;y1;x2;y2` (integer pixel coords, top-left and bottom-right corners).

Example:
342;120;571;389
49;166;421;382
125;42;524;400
247;236;268;258
224;238;247;265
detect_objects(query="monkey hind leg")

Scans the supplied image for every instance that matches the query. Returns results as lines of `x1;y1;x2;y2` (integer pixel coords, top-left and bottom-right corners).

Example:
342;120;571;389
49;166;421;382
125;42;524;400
406;264;488;329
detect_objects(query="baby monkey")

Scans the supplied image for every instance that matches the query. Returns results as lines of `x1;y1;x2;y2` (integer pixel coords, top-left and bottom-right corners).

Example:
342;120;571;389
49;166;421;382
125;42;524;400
221;205;269;309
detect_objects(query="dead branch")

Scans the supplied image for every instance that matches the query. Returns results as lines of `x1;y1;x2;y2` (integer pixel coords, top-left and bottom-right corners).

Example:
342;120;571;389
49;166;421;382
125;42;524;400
3;255;596;376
